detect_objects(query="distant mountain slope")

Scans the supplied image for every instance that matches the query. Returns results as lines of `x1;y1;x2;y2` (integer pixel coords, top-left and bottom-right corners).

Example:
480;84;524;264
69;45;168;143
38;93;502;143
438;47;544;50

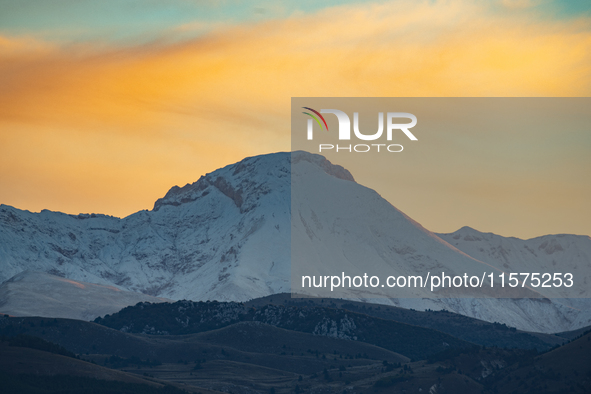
0;316;409;374
486;331;591;393
0;341;183;393
93;299;471;361
438;226;591;300
246;293;566;351
2;315;589;394
437;227;591;331
189;321;410;365
0;271;171;320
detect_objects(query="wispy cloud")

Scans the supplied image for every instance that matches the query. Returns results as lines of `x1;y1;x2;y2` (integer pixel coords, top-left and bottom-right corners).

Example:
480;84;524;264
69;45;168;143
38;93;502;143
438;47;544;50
499;0;545;9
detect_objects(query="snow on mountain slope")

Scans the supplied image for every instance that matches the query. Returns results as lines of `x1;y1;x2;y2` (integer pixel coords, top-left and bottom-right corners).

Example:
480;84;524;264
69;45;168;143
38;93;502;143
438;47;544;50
437;227;591;299
0;271;171;320
0;151;589;333
291;156;510;299
0;152;293;301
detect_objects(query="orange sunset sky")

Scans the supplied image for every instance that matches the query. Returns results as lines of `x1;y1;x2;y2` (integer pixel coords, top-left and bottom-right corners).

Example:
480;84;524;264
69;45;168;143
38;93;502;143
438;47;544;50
1;0;590;239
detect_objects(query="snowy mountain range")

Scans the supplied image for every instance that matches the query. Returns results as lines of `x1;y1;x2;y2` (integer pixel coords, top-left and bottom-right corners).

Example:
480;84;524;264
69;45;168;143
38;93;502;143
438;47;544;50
0;151;589;333
437;226;591;299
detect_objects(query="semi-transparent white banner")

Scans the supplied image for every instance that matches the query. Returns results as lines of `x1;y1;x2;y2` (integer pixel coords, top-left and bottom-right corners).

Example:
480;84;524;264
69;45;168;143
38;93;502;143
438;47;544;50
291;98;590;300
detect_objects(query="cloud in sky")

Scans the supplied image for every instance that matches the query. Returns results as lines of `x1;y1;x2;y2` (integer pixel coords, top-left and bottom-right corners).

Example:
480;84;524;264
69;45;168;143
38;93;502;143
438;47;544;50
499;0;544;9
1;0;590;237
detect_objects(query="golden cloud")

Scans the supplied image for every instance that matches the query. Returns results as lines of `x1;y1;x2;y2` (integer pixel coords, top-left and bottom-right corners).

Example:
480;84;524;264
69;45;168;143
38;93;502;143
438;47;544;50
1;0;590;224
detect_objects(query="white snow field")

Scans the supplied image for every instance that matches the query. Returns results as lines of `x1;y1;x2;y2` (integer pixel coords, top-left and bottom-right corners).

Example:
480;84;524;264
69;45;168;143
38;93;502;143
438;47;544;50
0;270;171;320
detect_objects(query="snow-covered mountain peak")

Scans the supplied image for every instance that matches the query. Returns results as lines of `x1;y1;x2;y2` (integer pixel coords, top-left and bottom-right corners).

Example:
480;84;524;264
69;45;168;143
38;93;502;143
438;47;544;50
153;152;284;212
443;226;499;242
153;151;354;212
291;151;355;182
